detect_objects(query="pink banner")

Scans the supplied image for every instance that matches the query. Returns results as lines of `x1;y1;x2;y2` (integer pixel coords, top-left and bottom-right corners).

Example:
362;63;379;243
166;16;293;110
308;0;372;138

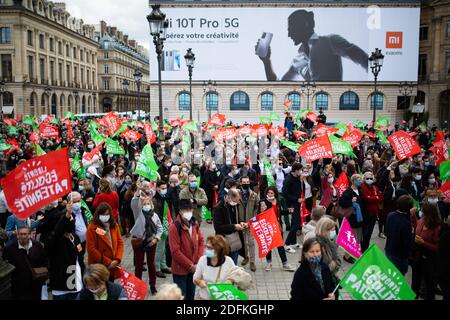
336;217;362;259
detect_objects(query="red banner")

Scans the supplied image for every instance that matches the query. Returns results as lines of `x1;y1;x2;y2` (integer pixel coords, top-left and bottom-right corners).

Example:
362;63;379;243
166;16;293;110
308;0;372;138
29;130;39;143
334;171;350;195
120;268;148;300
1;148;72;220
213;127;237;142
144;123;156;144
388;130;421;161
365;131;376;138
4;117;17;127
209;114;226;127
102;112;122;136
315;124;338;137
347;123;355;132
238;126;252;136
83;142;104;161
440;181;450;202
248;207;284;258
121;129;143;141
297;136;333;163
293;130;308;141
306;112;318;123
342;129;363;148
39;124;59;139
270;126;286;138
251;124;270;137
66;123;74;141
300;194;311;226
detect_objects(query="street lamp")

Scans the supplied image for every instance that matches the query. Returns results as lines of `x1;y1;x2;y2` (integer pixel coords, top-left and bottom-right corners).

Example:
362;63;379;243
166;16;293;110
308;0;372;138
185;48;195;121
203;80;217;121
399;81;415;121
300;81;316;110
134;70;143;121
369;48;384;130
122;79;130;112
146;85;150;120
147;4;168;141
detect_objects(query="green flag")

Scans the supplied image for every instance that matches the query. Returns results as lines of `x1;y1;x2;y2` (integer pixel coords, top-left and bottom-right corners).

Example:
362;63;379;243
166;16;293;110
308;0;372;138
294;109;312;124
339;244;416;300
71;153;81;173
135;144;159;181
22;115;35;127
280;139;301;152
77;166;87;180
51;117;59;125
90;127;106;146
7;126;18;135
377;131;389;145
182;121;197;131
88;120;99;131
375;116;390;128
106;138;126;155
182;134;191;155
202;206;212;221
208;284;249;300
81;200;93;224
270;112;281;122
440;160;450;182
64;112;75;119
161;201;171;241
329;135;356;158
354;120;366;129
335;122;348;136
0;142;12;151
112;122;128;138
35;144;46;156
55;145;61;150
416;122;427;133
263;159;275;187
259;116;270;124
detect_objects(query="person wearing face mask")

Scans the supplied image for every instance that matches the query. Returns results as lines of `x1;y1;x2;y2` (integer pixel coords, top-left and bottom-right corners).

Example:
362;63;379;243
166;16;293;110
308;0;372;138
313;217;341;277
424;173;440;190
202;162;221;217
78;178;95;213
93;179;120;221
411;168;425;202
339;174;364;264
376;163;399;239
290;238;337;301
360;171;383;253
168;199;205;301
300;166;318;214
77;264;127;300
193;235;236;300
179;174;208;223
86;202;124;281
152;181;172;279
46;204;85;300
168;174;181;217
158;156;173;183
320;172;340;217
130;198;162;295
65;192;89;257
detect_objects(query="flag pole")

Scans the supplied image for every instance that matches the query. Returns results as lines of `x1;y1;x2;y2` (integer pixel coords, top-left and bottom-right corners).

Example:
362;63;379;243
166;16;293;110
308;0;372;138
332;284;340;295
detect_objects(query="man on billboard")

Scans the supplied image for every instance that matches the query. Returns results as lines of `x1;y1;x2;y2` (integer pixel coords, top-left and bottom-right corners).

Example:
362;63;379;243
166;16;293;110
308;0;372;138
256;10;369;81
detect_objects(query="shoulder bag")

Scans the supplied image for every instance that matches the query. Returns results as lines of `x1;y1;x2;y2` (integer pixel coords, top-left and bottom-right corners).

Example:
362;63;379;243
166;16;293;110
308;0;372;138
24;252;49;282
225;207;242;252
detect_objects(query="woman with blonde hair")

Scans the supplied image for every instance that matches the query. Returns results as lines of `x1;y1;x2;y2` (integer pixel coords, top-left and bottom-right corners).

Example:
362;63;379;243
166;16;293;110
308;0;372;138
77;264;127;300
313;217;341;276
155;284;184;300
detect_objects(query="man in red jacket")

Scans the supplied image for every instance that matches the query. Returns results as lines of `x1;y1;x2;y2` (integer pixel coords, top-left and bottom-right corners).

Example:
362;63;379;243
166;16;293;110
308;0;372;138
168;199;204;300
361;171;383;252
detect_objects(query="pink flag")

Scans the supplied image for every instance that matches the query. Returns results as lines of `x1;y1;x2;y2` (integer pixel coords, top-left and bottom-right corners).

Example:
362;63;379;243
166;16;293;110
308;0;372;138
336;217;362;259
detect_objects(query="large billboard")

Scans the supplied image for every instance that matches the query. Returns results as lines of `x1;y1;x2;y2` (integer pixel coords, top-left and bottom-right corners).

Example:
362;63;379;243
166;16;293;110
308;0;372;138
149;6;420;82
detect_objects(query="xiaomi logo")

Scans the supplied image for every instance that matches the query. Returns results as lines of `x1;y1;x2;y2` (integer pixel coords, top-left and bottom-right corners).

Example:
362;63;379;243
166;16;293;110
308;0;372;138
386;32;403;49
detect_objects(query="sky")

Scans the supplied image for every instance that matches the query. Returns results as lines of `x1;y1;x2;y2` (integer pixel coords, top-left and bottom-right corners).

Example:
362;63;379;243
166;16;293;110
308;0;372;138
63;0;152;50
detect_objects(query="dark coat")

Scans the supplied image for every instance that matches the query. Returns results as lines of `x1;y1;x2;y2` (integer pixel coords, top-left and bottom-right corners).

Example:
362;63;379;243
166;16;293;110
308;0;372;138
167;185;181;217
291;261;336;301
2;240;48;300
158;164;171;183
282;173;302;207
36;207;64;245
385;210;414;260
339;187;364;229
46;215;86;292
438;225;450;286
213;199;243;236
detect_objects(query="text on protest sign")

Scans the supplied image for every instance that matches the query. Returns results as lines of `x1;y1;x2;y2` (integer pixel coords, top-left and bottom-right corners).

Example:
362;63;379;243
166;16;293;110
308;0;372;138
388;130;421;160
248;207;284;258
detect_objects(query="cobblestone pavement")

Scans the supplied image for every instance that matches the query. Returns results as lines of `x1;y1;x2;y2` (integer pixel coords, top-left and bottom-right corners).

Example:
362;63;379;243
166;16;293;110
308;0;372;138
121;221;412;300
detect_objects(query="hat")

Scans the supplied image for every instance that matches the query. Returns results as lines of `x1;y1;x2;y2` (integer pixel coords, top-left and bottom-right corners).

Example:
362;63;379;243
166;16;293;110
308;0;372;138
179;199;195;210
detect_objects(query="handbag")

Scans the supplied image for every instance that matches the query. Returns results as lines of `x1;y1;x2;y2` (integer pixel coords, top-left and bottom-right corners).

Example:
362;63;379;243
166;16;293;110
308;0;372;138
25;254;49;282
226;207;242;252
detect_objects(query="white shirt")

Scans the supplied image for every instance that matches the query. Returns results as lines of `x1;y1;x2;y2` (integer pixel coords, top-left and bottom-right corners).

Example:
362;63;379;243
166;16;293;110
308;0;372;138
73;209;87;243
18;240;33;253
304;180;312;199
193;256;236;300
0;190;9;213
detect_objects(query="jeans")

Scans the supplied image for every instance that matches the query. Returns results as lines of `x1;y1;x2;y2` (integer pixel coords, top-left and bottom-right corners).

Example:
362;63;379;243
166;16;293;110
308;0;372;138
412;254;436;300
242;228;255;263
133;241;157;287
387;255;409;275
362;215;377;252
266;246;287;264
285;204;300;246
52;292;79;300
155;238;168;272
173;273;196;301
229;251;239;265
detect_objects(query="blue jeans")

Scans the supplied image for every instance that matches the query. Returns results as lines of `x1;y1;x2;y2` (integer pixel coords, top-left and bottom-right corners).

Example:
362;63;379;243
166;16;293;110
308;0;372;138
229;251;239;265
173;273;196;301
387;255;409;275
285;205;300;246
362;215;377;252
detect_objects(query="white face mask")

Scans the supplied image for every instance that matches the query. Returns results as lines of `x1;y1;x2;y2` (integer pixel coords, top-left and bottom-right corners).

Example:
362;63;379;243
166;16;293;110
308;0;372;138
328;178;334;184
229;201;238;207
99;215;110;223
428;198;439;205
182;211;193;221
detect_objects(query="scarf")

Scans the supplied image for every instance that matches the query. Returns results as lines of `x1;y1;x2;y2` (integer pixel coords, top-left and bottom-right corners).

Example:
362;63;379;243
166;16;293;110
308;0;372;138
310;262;325;293
353;202;363;223
144;211;157;240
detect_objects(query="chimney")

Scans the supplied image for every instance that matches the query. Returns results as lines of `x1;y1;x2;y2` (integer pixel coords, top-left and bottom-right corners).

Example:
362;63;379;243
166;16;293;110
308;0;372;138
123;35;129;45
100;21;107;37
129;40;137;48
54;2;66;10
110;27;117;37
117;31;123;41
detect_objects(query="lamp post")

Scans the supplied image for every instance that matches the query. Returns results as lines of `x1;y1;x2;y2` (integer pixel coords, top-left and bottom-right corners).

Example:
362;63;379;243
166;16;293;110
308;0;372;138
147;4;168;141
369;48;384;130
203;80;217;121
72;90;78;114
146;85;150;120
300;80;316;110
45;86;52;115
399;81;414;124
134;69;143;121
185;48;195;121
0;80;5;123
122;79;130;113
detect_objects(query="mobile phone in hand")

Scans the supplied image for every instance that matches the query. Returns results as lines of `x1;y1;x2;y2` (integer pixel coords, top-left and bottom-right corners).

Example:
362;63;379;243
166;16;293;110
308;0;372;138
256;32;273;59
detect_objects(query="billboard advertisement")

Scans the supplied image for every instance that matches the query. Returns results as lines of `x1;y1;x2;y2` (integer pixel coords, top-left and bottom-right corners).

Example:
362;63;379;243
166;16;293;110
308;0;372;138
149;6;420;82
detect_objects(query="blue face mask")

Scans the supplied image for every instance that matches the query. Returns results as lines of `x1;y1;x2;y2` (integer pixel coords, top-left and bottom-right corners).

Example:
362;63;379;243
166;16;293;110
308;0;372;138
190;182;197;189
308;255;322;265
355;180;362;187
159;189;167;196
328;230;337;240
205;249;216;258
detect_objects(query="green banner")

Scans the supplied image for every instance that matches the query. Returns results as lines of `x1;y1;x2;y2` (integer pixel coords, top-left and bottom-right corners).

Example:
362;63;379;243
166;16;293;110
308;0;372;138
339;244;416;300
64;112;75;119
259;116;270;124
440;160;450;182
0;142;12;152
182;121;197;131
7;126;18;135
354;120;366;129
335;122;348;136
90;126;106;146
71;153;82;173
329;135;356;158
375;116;390;128
88;120;99;131
51;117;59;125
280;139;301;152
135;143;159;181
182;133;191;155
263;159;275;187
81;199;93;224
270;112;281;122
77;166;87;180
377;130;389;145
161;201;170;241
112;122;128;138
208;284;249;300
106;138;126;155
35;144;46;156
202;206;212;221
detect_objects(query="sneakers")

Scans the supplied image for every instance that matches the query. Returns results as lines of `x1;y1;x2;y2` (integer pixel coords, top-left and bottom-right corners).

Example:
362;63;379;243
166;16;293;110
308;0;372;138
285;246;296;254
378;233;386;239
265;263;272;272
241;258;249;266
250;262;256;272
150;286;157;295
162;268;172;274
293;243;302;249
282;264;296;272
156;271;166;278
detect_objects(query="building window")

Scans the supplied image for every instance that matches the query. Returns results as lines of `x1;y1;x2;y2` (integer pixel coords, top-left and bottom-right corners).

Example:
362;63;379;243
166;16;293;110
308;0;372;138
60;94;65;106
339;91;359;110
73;47;77;59
446;51;450;76
28;56;34;80
30;93;35;107
287;92;301;111
39;34;45;49
80;49;83;61
58;63;63;83
206;92;219;111
104;52;109;59
39;58;45;82
66;64;71;83
419;25;428;41
418;54;427;80
2;92;13;106
74;66;78;83
50;61;55;82
447;22;450;38
178;92;191;111
49;38;54;52
103;79;110;90
66;44;70;57
315;92;329;110
370;92;383;110
414;91;426;105
104;64;109;74
81;67;84;84
1;54;12;82
397;96;411;110
261;92;273;111
86;52;90;63
58;41;62;55
0;27;11;44
27;30;33;46
230;91;250;111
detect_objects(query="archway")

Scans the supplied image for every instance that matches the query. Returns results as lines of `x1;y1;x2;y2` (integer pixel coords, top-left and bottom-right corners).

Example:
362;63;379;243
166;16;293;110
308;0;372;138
439;90;450;130
103;97;112;113
51;93;57;116
82;96;86;113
